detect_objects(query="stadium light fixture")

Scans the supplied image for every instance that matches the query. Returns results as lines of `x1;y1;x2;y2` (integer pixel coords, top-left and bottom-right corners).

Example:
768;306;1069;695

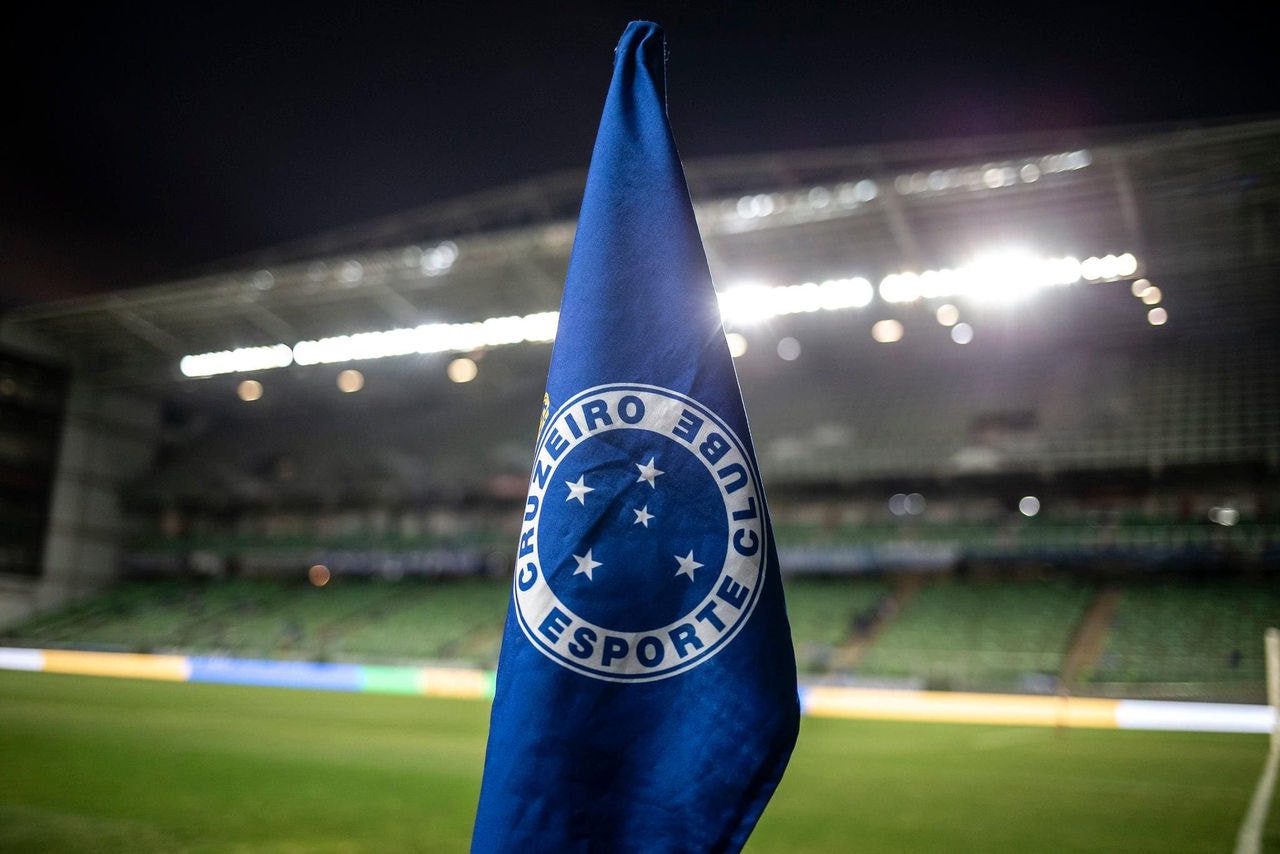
716;283;776;324
180;311;559;378
292;311;559;367
336;369;364;393
887;493;925;516
725;332;748;358
878;252;1139;306
236;379;264;402
702;150;1090;236
871;319;904;343
338;260;364;284
181;344;293;378
176;244;1137;378
447;357;478;383
1209;506;1239;526
717;277;873;326
178;146;1105;379
420;241;459;275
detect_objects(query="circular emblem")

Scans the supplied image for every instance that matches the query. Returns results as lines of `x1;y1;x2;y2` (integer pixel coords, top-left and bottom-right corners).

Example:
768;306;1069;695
512;384;767;682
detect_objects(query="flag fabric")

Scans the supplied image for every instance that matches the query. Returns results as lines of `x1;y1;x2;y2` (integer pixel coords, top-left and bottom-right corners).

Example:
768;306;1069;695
471;21;800;853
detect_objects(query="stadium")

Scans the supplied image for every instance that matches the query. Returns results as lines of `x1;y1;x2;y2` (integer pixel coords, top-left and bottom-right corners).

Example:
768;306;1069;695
2;110;1279;849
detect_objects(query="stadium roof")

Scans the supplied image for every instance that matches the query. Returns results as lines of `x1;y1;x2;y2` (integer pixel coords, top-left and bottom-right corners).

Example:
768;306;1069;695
3;119;1278;505
5;119;1277;389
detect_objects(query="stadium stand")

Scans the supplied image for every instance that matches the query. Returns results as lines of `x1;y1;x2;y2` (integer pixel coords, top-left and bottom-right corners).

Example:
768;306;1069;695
1084;578;1280;702
853;577;1095;692
776;576;894;671
3;577;509;666
1;120;1278;705
7;571;1275;702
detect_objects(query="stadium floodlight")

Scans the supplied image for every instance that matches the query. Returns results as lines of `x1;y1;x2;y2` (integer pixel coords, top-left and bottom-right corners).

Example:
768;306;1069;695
447;357;478;383
891;150;1090;199
736;193;777;219
871;319;904;343
292;311;560;366
697;149;1090;238
338;261;364;284
1209;506;1239;526
878;251;1140;306
336;369;364;393
961;250;1076;303
878;272;922;304
236;379;264;402
420;241;459;275
716;283;778;324
178;247;1135;376
180;310;561;377
1080;252;1138;281
180;343;294;378
717;277;873;326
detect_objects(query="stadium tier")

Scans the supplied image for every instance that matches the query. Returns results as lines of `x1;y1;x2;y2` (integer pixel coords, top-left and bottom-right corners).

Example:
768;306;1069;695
0;120;1277;701
852;577;1095;692
3;577;508;667
6;574;1278;703
1085;579;1280;701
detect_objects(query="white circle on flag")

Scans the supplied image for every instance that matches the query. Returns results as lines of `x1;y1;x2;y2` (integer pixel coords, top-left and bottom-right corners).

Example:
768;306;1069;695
512;384;767;682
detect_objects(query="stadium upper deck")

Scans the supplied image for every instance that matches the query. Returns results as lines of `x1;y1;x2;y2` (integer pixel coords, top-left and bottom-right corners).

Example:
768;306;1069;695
4;119;1277;386
1;120;1278;590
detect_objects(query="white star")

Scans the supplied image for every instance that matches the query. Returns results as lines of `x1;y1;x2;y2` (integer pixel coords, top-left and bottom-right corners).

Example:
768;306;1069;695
674;550;703;581
635;457;664;488
573;549;602;580
633;505;654;527
565;475;594;505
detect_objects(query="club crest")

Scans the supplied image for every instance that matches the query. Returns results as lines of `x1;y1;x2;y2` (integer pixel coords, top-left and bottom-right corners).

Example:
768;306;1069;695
512;383;766;681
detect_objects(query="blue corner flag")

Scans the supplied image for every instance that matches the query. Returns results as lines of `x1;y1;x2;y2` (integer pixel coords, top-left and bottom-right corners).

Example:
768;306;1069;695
471;21;800;853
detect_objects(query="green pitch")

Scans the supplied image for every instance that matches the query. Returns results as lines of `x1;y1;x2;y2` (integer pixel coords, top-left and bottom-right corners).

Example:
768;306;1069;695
0;670;1272;852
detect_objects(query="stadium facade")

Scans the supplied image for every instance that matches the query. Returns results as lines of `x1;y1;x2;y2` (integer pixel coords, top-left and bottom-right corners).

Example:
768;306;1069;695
1;118;1277;628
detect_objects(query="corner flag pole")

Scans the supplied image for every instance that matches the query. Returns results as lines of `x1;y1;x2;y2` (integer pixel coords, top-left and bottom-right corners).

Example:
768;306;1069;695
1233;627;1280;854
1267;627;1279;751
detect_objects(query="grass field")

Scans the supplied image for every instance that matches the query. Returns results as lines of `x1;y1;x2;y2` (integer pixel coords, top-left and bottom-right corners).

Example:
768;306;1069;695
0;670;1274;852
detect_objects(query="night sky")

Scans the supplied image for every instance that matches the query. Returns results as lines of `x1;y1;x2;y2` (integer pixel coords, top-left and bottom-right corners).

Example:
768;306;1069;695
3;1;1273;309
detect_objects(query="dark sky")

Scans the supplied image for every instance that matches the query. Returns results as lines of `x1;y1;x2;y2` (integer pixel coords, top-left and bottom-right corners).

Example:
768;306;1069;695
3;1;1273;308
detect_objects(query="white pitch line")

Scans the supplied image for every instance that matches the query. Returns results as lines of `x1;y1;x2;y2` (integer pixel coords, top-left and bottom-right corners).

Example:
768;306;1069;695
1235;746;1280;854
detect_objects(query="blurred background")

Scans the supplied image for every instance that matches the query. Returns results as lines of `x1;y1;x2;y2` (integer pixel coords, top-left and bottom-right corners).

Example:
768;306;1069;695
1;2;1278;705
